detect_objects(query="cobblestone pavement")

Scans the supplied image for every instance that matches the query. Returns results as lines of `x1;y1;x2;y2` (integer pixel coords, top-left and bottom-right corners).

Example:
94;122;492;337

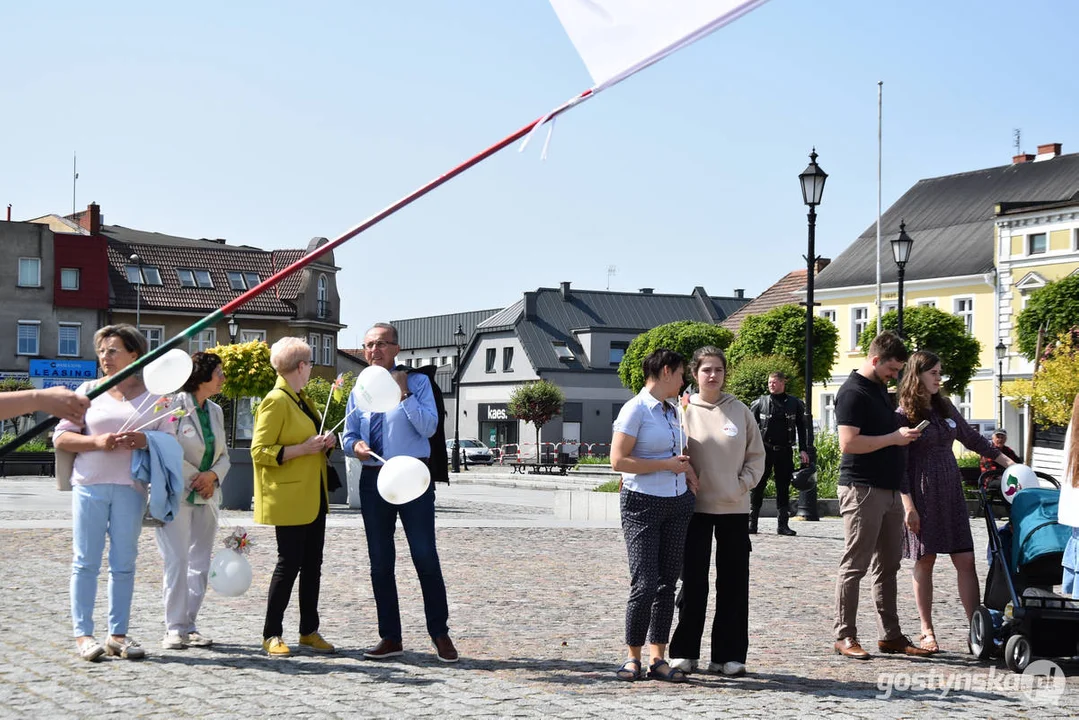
1;476;1077;718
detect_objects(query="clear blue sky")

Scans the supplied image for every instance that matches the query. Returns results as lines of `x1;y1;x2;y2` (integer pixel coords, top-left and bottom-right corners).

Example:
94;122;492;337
5;0;1078;348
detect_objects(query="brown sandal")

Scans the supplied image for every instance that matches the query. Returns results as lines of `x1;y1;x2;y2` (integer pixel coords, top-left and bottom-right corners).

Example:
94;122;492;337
918;633;939;654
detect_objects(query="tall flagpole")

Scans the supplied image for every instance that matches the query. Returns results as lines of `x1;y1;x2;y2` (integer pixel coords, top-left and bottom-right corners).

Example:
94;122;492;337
876;81;883;333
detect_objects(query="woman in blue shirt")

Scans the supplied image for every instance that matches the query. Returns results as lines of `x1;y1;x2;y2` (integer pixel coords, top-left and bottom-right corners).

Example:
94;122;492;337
611;348;694;682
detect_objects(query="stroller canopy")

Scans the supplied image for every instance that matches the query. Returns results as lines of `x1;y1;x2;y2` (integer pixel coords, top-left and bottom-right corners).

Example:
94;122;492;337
1010;488;1070;574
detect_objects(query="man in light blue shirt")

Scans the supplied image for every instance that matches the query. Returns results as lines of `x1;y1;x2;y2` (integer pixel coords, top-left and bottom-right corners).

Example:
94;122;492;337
342;323;457;663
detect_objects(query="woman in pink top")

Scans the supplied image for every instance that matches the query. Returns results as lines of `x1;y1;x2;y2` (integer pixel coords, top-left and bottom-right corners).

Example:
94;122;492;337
54;324;176;661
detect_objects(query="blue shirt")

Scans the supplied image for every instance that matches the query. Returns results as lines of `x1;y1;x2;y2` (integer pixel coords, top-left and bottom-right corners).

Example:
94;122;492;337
342;370;438;466
613;388;686;497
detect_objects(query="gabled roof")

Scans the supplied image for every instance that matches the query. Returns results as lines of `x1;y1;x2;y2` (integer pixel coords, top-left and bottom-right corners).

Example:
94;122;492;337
497;285;749;373
816;152;1079;289
390;309;502;351
102;225;311;316
721;269;809;331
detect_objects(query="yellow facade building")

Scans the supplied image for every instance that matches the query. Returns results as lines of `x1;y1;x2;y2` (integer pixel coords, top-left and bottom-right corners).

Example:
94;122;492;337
811;144;1079;454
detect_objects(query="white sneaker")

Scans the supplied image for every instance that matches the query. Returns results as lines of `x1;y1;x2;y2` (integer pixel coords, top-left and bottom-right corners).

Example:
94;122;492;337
185;631;213;648
161;631;187;650
668;657;698;673
707;661;746;677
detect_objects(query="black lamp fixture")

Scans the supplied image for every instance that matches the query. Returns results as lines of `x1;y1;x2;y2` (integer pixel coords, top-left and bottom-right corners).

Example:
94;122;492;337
890;221;915;337
227;314;239;344
796;148;827;521
451;323;467;473
996;340;1008;428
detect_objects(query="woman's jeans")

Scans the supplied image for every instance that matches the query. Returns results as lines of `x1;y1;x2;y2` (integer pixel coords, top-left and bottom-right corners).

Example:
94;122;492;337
71;483;146;637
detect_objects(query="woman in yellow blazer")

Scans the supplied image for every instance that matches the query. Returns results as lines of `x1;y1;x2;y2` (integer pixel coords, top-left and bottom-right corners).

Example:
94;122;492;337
251;337;336;657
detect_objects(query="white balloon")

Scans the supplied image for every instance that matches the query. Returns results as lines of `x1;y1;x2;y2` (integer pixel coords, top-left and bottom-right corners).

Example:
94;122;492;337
353;365;402;413
209;548;252;597
377;456;431;505
1001;464;1038;503
144;349;194;395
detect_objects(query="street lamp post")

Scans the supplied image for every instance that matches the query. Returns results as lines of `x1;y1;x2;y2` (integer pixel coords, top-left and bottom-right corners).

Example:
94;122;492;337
890;222;915;337
227;314;239;445
129;254;142;329
996;340;1007;429
451;324;466;474
797;149;827;521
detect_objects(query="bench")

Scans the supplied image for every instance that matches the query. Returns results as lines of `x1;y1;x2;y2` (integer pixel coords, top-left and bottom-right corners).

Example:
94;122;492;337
0;451;56;477
502;455;574;476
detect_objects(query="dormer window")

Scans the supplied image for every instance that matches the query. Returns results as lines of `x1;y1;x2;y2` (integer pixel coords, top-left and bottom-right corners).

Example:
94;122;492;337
227;271;262;290
178;268;213;288
125;265;163;285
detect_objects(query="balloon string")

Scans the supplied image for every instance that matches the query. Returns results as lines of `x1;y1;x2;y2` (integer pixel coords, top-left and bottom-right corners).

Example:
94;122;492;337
367;450;388;465
117;393;157;433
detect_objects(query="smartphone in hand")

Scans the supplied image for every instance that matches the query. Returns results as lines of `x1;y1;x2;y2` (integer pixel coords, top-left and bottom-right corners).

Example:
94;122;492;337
914;419;930;431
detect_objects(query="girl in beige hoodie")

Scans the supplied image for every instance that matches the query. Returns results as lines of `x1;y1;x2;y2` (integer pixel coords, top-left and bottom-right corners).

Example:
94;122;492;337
668;346;765;677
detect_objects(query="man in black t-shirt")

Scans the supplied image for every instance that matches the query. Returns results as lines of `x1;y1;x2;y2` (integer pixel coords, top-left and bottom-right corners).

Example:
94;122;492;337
832;332;932;660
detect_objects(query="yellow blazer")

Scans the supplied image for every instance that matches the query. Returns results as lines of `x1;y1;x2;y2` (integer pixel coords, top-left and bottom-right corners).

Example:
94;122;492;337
251;375;327;526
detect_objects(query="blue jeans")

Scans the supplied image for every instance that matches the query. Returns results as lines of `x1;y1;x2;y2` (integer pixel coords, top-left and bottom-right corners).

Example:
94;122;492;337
71;483;146;637
359;465;449;642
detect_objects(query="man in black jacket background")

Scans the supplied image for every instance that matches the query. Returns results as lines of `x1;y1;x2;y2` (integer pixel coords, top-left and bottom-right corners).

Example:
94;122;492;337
749;371;809;536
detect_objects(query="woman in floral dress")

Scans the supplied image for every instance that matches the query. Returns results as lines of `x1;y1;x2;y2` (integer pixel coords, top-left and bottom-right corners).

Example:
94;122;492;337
897;350;1016;653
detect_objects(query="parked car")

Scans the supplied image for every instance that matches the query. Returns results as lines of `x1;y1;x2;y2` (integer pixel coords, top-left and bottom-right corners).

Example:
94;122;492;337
446;438;494;465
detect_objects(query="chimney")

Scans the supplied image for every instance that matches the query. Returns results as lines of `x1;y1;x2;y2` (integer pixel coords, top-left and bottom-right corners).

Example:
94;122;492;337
1034;143;1062;162
733;288;745;299
524;291;537;320
559;281;571;300
5;204;10;221
1013;153;1035;164
814;257;831;274
78;202;101;234
639;288;653;295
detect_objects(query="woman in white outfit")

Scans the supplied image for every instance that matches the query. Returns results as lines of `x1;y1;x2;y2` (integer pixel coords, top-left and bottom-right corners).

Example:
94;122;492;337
156;352;230;649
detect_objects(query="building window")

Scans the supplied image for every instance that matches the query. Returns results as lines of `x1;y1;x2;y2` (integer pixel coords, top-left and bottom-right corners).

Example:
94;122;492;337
403;358;412;368
317;275;330;319
609;341;628;366
1028;233;1047;255
309;333;320;364
485;348;497;373
851;307;869;349
953;297;974;334
17;321;40;355
18;258;41;287
245;272;260;288
58;324;80;357
819;309;837;323
322;334;334;366
953;389;972;420
177;269;196;288
917;299;937;308
188;329;216;353
820;393;836;431
441;356;449;366
141;326;164;351
553;342;574;361
503;347;514;372
194;269;213;288
60;268;80;290
240;329;266;343
227;271;246;290
882;301;898;315
126;265;162;285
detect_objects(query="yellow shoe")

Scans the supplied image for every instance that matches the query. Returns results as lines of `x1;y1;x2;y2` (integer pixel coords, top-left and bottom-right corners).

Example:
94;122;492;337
262;636;291;657
299;632;336;654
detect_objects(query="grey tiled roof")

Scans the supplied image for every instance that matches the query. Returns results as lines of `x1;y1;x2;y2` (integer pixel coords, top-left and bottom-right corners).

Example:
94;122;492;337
816;153;1079;289
390;309;502;351
102;225;311;315
504;286;749;373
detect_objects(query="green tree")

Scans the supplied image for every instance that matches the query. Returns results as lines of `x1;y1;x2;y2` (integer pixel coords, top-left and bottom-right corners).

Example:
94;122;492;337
1015;275;1079;360
1003;329;1079;425
857;305;981;395
725;354;804;406
618;321;734;394
507;380;566;459
208;340;279;400
303;372;357;435
726;304;839;384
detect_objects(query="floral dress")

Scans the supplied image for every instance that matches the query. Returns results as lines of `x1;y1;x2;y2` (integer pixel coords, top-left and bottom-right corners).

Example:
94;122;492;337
897;403;998;560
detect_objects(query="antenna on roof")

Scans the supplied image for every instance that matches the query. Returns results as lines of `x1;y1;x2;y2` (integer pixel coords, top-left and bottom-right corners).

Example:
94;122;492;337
1013;128;1022;155
72;152;78;219
606;264;617;290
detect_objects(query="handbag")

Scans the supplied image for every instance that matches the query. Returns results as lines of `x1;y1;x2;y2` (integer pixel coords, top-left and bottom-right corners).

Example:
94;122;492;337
55;448;75;491
326;462;342;493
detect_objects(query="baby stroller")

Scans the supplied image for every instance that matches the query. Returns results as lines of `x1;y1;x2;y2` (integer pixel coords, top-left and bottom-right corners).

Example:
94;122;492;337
968;468;1079;672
